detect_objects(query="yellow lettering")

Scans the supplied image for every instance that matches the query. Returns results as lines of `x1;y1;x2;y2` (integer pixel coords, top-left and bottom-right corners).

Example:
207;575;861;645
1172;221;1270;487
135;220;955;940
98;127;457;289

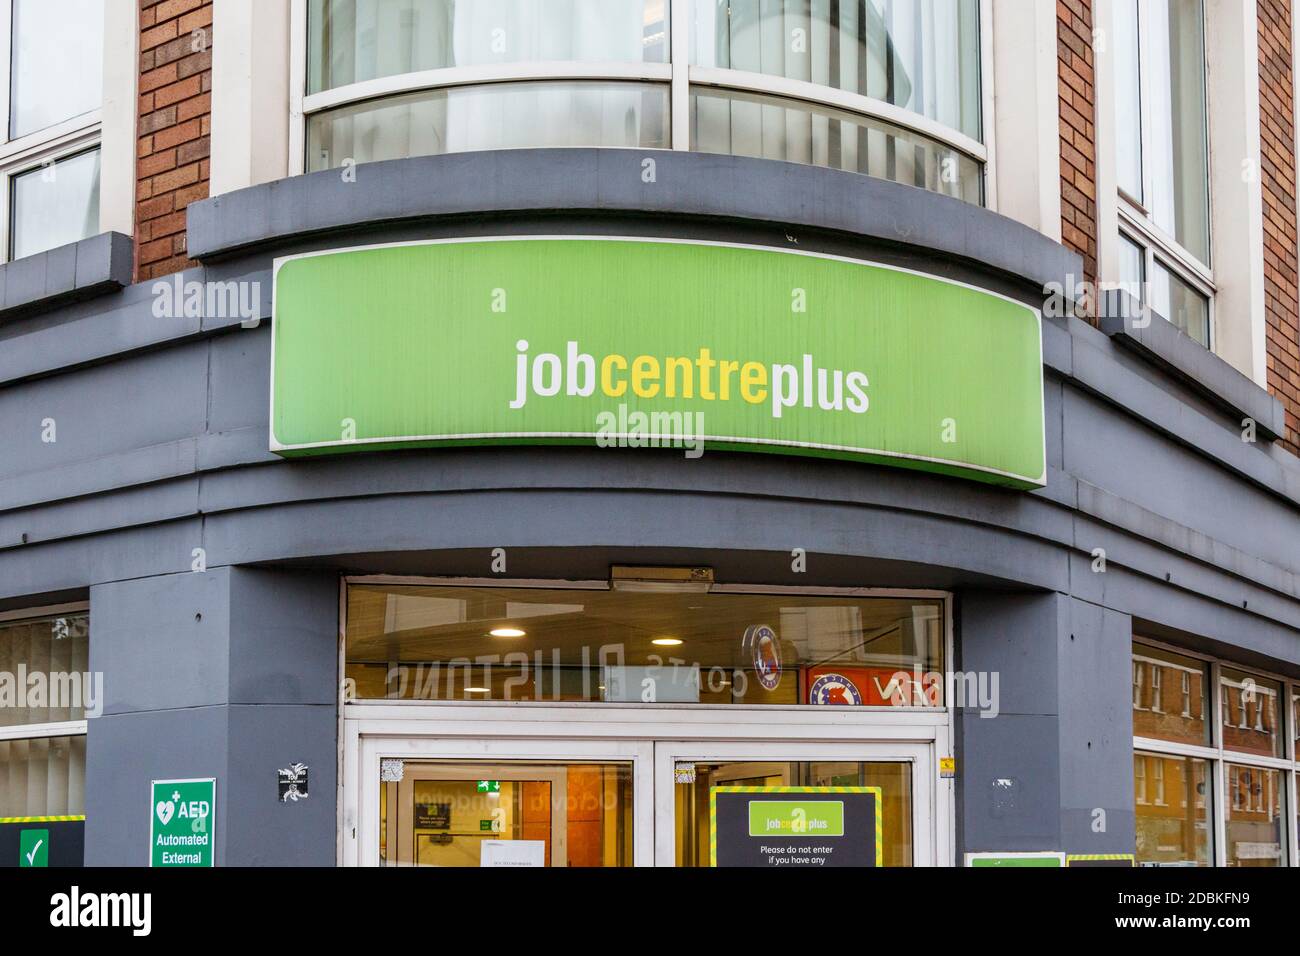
601;354;628;397
741;362;768;404
632;355;660;398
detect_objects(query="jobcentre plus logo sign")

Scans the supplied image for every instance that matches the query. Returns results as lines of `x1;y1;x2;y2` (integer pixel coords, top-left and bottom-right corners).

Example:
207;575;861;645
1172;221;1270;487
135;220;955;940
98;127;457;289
150;778;216;867
270;237;1046;489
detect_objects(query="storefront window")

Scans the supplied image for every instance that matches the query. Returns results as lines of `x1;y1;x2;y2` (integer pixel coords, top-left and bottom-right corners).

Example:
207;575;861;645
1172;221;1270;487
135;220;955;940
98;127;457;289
1224;764;1284;867
1220;668;1282;759
674;760;911;866
1133;752;1211;866
346;584;944;707
0;613;90;727
0;735;85;818
379;760;633;867
1131;644;1209;746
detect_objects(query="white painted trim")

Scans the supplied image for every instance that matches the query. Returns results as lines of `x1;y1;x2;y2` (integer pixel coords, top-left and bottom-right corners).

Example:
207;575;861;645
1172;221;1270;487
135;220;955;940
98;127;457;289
0;720;88;743
670;0;689;150
1094;0;1120;284
210;0;291;196
978;0;998;210
99;0;137;238
269;235;1047;487
288;0;307;177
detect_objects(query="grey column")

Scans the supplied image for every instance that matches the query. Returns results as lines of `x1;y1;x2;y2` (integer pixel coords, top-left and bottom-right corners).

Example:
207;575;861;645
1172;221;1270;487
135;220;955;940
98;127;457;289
956;591;1135;859
85;567;338;865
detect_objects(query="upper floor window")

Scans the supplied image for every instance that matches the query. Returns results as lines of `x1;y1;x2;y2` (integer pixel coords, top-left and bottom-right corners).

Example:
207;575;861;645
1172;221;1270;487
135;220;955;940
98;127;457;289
1113;0;1211;347
0;0;103;262
298;0;984;204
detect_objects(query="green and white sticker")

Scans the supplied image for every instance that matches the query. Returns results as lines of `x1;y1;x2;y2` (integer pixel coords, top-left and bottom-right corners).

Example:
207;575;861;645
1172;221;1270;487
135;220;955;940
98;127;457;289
150;778;216;867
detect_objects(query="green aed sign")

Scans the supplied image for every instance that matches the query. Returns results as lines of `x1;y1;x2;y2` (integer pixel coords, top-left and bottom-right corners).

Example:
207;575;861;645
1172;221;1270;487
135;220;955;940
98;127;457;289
271;238;1046;488
150;778;216;867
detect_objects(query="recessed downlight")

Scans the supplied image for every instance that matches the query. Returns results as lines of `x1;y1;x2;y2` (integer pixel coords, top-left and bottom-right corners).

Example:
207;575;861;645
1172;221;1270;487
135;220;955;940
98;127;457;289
651;637;683;646
489;627;526;638
464;686;490;693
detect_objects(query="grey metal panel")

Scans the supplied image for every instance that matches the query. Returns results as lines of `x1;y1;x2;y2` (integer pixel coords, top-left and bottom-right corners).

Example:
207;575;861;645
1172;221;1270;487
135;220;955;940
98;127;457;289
89;570;232;715
958;713;1063;853
1058;599;1137;854
1098;289;1286;440
227;567;339;706
0;232;133;319
187;148;1082;290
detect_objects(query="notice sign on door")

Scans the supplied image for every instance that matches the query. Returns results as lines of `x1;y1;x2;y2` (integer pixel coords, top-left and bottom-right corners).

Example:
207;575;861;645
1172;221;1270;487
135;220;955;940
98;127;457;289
710;786;881;867
150;778;216;867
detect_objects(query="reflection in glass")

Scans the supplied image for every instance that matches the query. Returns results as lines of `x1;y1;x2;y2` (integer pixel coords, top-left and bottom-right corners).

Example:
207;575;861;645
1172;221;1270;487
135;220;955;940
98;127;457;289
306;81;669;171
674;760;911;866
1149;258;1209;346
1131;643;1209;746
0;614;90;726
1220;668;1282;759
691;0;981;141
9;0;104;138
0;735;86;817
345;585;944;707
10;150;101;261
1225;763;1284;867
1113;0;1143;202
1134;752;1210;866
308;0;668;93
380;761;633;866
690;86;980;203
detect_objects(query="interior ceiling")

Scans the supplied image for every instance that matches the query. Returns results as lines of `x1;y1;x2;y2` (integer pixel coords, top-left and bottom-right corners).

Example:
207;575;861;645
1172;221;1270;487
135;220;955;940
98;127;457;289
346;585;938;665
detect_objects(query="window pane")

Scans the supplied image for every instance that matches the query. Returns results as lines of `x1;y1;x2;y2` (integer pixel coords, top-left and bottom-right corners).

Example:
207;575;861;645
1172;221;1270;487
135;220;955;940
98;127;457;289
9;149;101;261
1225;763;1284;866
308;0;668;93
346;585;944;707
0;613;90;727
691;0;982;141
1131;644;1210;746
1113;0;1143;201
1134;752;1211;866
306;81;668;170
1294;692;1300;761
1220;668;1283;759
1149;259;1209;346
9;0;104;138
1142;0;1209;263
674;761;911;866
0;735;85;817
690;86;981;204
1117;234;1145;310
381;760;633;867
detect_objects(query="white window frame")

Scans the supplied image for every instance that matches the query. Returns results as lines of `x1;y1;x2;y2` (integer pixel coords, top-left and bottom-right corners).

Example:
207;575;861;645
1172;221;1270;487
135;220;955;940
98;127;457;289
1133;636;1298;868
1113;0;1215;349
0;3;105;263
287;0;992;203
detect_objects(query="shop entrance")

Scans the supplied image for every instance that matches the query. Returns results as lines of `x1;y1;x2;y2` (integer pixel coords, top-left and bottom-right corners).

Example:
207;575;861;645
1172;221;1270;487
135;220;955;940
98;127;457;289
348;716;943;866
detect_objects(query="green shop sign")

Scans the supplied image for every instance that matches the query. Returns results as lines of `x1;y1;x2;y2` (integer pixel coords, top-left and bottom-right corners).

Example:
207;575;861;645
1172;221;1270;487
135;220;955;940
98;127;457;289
271;238;1045;488
150;778;216;867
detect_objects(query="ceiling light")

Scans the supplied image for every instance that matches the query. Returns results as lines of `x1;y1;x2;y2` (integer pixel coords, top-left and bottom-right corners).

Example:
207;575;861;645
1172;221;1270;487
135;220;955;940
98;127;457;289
489;627;526;638
464;687;490;693
651;637;683;646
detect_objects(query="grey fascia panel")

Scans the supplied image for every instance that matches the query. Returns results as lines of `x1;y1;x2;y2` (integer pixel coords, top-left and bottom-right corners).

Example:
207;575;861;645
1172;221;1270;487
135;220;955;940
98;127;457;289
1098;288;1286;441
0;232;134;319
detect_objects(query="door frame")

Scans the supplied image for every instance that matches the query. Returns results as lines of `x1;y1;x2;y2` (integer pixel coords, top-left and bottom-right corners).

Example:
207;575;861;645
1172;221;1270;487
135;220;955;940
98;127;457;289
344;703;951;866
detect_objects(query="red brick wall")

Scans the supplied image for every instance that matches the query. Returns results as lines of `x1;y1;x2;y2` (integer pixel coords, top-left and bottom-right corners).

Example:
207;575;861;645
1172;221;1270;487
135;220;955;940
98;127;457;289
1058;0;1098;320
1259;0;1300;456
136;0;212;281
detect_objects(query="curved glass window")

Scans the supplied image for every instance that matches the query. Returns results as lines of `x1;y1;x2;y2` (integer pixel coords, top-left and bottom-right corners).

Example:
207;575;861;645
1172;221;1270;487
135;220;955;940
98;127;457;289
691;0;981;141
691;87;980;202
309;0;669;93
307;81;669;171
301;0;983;201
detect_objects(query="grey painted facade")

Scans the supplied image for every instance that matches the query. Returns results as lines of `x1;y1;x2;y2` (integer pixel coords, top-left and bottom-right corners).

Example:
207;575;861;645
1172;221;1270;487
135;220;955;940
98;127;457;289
2;150;1298;864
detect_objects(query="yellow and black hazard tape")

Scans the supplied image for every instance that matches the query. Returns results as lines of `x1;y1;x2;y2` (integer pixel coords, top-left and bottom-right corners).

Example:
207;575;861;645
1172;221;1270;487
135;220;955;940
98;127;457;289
0;815;85;824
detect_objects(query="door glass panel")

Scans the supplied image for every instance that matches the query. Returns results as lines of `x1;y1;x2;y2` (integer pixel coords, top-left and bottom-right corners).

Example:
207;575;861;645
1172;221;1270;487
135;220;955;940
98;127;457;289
379;760;633;866
673;760;911;866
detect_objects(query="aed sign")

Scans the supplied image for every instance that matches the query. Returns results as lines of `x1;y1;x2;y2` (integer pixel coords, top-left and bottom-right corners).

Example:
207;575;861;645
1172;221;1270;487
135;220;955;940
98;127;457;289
271;237;1046;489
711;786;881;867
150;778;216;867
